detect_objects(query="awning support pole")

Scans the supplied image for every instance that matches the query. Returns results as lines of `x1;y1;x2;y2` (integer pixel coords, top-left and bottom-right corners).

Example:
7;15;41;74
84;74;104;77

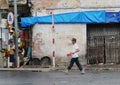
52;12;55;68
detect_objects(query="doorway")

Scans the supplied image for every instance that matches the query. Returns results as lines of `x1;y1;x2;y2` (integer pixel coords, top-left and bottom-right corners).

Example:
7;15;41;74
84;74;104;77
87;23;120;64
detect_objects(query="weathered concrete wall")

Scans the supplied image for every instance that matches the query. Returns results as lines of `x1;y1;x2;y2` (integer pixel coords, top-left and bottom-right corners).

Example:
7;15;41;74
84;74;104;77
31;0;80;9
80;0;120;8
31;0;81;16
31;0;120;66
32;24;52;59
31;0;120;9
31;0;120;16
32;24;87;65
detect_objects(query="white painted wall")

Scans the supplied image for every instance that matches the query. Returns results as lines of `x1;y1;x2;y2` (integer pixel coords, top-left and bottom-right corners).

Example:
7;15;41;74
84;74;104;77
30;0;120;66
32;24;87;64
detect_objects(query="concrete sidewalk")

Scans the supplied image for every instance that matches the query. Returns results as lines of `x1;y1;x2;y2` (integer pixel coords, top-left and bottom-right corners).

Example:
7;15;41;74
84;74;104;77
1;65;120;72
56;64;120;72
85;64;120;72
0;67;54;72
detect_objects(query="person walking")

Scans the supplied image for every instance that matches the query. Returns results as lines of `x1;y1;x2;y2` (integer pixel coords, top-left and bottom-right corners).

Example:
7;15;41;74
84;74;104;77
66;38;85;74
9;44;15;68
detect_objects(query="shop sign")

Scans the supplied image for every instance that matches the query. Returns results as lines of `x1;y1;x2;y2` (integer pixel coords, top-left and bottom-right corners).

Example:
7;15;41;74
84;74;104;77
7;12;14;25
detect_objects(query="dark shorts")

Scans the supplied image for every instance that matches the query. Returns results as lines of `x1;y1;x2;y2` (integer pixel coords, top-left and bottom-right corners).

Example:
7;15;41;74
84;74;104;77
10;55;15;62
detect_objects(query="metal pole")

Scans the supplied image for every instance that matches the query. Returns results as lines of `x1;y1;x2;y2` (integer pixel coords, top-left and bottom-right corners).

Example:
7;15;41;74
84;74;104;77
52;12;55;68
0;11;3;67
0;13;2;49
0;14;1;53
14;0;19;67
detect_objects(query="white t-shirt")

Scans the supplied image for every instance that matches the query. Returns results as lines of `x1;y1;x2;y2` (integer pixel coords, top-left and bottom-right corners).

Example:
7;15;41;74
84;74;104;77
72;43;79;58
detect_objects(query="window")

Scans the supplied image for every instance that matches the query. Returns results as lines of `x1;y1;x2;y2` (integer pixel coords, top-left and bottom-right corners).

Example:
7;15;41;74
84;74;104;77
1;13;7;19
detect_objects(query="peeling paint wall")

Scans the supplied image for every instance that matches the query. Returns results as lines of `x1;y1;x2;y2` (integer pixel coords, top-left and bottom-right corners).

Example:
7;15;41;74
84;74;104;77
31;0;80;9
32;0;120;9
32;24;87;65
31;0;120;66
80;0;120;8
31;0;81;16
31;0;120;16
32;25;52;59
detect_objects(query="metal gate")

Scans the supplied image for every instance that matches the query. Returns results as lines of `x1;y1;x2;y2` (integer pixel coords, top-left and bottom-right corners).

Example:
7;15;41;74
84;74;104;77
87;24;120;64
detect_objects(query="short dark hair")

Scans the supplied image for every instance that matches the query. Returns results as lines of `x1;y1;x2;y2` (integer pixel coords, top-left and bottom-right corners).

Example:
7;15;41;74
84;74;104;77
72;38;76;42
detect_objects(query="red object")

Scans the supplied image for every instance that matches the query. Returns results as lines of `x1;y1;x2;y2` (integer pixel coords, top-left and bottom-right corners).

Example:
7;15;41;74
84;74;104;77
20;31;24;39
32;42;34;46
53;51;55;57
7;51;10;56
52;38;55;44
66;53;72;57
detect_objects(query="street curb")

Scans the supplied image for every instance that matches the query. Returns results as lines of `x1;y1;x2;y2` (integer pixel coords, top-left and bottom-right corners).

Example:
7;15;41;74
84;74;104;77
54;65;120;72
1;65;120;72
0;68;55;72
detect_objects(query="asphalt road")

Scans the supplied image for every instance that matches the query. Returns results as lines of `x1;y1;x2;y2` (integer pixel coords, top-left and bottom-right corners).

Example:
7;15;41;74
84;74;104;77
0;71;120;85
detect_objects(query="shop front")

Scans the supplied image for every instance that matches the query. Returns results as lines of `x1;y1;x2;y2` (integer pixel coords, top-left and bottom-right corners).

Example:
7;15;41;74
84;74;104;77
21;10;120;67
87;23;120;65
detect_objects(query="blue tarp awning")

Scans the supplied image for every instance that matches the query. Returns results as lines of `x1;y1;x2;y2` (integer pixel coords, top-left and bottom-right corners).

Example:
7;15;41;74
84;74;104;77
106;12;120;23
21;10;106;27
